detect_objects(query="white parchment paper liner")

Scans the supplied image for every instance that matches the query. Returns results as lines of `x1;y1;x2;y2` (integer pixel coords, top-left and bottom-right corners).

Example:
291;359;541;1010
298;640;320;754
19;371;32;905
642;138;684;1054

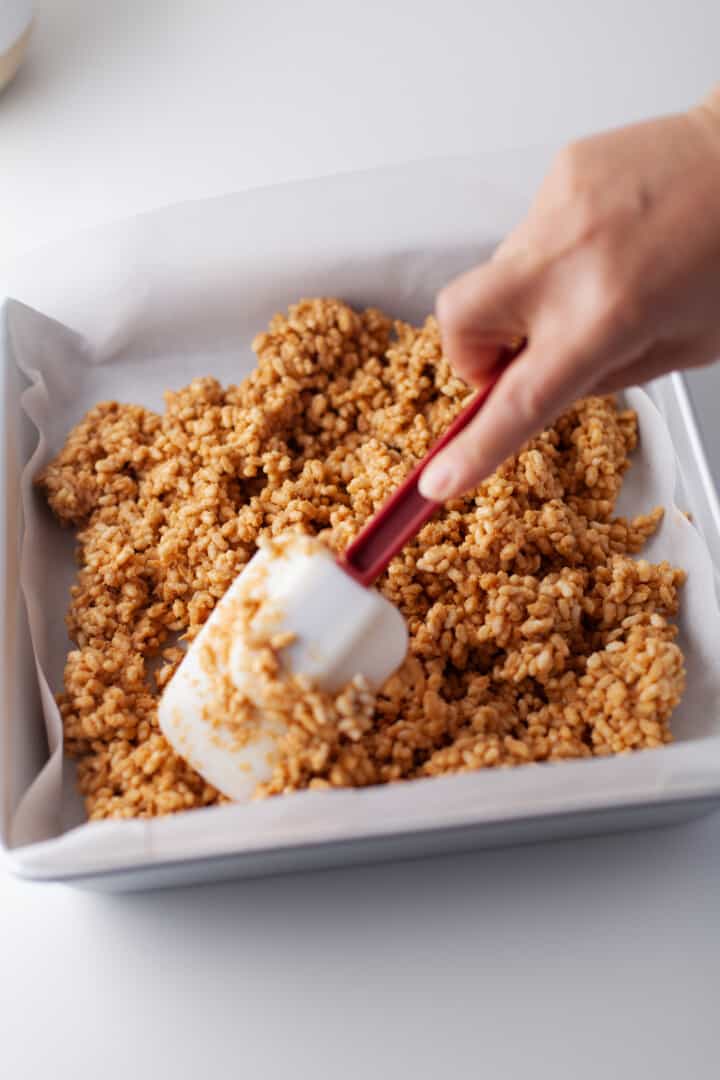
2;153;720;876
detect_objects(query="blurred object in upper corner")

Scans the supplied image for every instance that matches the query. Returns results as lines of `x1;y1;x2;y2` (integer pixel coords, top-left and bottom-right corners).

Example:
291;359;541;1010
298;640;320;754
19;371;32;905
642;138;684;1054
0;1;32;94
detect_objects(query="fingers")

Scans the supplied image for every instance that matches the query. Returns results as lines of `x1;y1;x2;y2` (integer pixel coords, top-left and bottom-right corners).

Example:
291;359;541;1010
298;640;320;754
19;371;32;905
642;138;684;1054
420;327;720;502
418;337;601;501
435;256;530;386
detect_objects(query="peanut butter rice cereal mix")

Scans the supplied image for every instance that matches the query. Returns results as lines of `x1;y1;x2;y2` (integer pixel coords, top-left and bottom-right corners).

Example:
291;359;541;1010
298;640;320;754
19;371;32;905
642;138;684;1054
37;298;687;820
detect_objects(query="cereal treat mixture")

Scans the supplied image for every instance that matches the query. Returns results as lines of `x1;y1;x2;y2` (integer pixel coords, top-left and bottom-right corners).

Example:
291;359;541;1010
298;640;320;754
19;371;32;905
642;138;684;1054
37;299;687;820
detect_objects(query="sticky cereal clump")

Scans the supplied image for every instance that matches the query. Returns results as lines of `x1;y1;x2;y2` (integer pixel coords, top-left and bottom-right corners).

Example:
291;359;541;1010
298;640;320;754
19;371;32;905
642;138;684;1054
37;298;686;819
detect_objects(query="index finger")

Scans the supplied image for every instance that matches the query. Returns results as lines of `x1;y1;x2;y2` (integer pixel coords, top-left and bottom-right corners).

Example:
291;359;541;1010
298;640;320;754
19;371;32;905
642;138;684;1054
436;254;531;385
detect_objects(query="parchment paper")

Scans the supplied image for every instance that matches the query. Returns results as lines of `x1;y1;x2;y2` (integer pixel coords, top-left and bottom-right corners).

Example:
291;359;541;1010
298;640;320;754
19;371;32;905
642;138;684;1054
3;153;720;874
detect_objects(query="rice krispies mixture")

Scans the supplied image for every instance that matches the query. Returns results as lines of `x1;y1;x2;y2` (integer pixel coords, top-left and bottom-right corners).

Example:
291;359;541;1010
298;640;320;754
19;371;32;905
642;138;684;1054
38;298;686;820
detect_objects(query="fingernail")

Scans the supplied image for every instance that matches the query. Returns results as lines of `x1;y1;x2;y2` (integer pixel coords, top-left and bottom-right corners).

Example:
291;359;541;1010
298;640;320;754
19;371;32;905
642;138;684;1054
419;459;459;501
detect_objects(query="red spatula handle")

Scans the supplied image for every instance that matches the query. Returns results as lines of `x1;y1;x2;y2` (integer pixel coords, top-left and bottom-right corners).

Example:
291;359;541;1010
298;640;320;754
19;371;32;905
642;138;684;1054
340;346;518;588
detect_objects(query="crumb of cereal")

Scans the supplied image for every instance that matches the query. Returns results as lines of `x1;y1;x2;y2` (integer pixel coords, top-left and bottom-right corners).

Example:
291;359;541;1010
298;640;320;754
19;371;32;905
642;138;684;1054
36;298;686;820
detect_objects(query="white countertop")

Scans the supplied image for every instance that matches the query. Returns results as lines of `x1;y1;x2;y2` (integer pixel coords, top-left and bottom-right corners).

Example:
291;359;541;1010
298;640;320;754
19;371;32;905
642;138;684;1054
1;3;719;1077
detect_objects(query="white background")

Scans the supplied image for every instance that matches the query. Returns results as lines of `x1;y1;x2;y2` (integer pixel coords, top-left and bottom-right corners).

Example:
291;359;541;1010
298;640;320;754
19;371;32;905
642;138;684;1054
1;2;719;1076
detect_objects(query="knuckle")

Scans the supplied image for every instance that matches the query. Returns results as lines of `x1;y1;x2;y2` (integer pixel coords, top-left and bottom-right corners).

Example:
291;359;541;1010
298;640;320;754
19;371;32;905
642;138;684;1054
596;290;641;343
552;141;588;196
436;275;484;336
435;282;458;328
503;371;545;429
573;189;603;246
551;141;603;242
587;253;643;344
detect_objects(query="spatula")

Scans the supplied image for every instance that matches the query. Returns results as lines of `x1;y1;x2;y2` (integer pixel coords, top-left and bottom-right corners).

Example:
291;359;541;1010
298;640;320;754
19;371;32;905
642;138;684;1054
159;360;510;800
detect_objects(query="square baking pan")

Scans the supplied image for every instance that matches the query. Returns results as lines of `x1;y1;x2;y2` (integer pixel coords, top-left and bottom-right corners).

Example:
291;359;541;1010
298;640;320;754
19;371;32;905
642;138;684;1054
2;154;720;892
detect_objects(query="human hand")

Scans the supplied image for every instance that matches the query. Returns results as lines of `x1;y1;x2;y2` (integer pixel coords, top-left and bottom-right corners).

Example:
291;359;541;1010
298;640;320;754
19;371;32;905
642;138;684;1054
420;85;720;501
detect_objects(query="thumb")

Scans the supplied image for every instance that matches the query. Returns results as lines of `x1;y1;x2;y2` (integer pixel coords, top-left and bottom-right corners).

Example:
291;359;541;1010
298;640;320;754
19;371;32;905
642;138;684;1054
418;337;600;501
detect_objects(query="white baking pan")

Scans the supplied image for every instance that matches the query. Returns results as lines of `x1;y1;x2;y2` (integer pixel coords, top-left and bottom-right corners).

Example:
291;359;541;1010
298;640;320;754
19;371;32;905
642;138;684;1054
2;152;720;891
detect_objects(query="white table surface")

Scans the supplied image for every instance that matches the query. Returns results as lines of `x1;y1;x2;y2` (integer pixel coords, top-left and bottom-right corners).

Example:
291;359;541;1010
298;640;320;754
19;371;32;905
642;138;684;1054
1;2;719;1077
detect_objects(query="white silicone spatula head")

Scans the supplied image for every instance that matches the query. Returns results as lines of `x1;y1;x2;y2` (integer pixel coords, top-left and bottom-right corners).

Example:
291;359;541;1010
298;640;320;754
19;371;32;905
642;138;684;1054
158;537;408;801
